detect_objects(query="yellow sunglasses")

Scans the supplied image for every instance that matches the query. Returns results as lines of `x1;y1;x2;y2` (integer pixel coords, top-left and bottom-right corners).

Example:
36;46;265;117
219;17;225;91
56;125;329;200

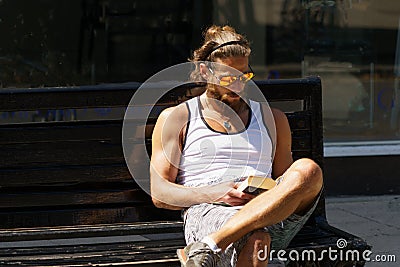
208;66;255;87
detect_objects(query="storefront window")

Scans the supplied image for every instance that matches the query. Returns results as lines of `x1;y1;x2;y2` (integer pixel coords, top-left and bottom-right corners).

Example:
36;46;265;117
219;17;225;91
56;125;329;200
212;0;400;144
1;0;399;145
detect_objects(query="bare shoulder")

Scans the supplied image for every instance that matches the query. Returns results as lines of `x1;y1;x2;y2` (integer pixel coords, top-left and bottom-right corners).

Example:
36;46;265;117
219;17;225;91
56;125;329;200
271;108;288;124
271;108;291;136
260;105;293;177
157;102;189;126
259;103;288;126
153;102;189;142
159;102;189;118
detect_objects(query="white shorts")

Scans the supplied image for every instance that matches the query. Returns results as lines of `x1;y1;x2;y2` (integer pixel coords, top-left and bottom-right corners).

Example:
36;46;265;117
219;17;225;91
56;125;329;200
182;190;321;266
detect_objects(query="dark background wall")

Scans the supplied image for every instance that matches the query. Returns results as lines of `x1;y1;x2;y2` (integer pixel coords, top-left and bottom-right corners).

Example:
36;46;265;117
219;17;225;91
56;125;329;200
0;0;212;87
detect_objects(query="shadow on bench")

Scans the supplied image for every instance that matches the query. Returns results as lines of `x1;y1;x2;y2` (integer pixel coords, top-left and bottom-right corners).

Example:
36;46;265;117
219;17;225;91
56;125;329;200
0;76;370;266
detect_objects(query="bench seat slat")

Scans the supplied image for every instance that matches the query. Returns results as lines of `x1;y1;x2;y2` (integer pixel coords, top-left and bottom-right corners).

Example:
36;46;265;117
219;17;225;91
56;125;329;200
0;221;184;241
0;226;363;266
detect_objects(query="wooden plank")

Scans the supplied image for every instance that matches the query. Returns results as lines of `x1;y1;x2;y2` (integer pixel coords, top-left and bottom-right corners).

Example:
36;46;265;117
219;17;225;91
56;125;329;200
0;89;135;112
0;78;319;111
0;121;159;145
251;82;313;102
0;206;181;228
0;242;183;266
286;111;311;130
0;141;125;168
0;221;184;241
292;135;312;151
0;121;125;144
292;151;313;160
0;233;184;249
0;84;188;112
0;165;132;187
0;188;149;209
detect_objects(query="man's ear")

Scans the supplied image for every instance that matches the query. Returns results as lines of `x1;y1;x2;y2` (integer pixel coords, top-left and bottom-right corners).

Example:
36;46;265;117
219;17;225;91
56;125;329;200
199;63;209;80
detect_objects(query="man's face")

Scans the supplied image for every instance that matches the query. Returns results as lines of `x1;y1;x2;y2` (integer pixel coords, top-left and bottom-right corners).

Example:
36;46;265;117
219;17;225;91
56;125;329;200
205;56;251;107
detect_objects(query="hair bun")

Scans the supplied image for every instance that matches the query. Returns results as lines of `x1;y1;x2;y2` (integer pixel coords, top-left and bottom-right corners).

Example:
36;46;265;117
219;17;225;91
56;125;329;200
221;26;236;33
204;25;237;41
204;25;222;41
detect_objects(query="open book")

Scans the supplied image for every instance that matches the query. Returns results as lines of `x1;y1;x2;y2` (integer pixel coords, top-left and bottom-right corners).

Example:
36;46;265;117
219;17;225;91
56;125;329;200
212;176;277;207
236;176;276;195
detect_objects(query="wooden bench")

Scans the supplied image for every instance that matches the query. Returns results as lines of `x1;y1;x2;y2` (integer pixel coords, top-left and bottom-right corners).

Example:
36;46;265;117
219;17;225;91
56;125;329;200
0;76;370;266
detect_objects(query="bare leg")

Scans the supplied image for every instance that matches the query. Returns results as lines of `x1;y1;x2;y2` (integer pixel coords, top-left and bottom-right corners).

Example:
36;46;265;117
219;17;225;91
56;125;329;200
237;231;270;267
209;158;323;250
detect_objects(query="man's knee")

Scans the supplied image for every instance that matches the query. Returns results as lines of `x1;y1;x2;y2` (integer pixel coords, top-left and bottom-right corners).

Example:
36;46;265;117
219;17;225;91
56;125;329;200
288;158;323;194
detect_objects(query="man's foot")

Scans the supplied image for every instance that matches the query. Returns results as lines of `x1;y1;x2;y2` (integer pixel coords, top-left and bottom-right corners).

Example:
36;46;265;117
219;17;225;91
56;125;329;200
177;241;221;267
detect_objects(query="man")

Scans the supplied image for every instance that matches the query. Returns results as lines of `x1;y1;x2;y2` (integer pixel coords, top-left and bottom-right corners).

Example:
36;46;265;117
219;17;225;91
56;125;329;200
150;25;323;267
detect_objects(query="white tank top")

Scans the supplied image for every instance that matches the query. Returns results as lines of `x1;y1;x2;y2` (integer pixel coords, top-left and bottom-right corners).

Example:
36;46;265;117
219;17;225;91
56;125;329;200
176;97;274;187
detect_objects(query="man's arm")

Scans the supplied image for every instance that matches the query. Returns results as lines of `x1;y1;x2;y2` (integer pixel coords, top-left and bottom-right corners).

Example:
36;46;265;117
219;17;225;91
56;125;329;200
150;105;226;209
150;104;194;210
262;104;293;178
271;108;293;177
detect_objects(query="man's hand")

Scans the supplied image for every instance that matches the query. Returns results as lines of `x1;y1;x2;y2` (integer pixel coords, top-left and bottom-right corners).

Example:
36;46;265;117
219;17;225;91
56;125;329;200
211;182;255;206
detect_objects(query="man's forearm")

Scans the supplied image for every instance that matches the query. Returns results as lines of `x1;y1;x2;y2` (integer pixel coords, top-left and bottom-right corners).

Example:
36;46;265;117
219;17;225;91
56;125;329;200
151;176;232;208
151;183;211;208
152;197;184;210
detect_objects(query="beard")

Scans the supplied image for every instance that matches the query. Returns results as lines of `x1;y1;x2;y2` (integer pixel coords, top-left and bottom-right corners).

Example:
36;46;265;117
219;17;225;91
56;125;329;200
207;86;246;112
